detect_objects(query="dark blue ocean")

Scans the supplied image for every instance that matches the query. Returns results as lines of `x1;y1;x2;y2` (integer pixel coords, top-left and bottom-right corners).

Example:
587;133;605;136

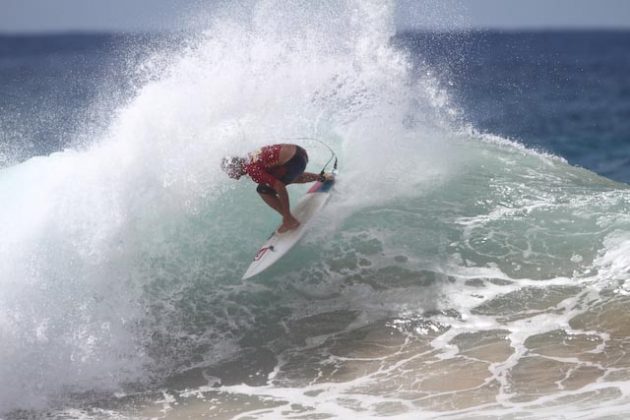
399;30;630;183
1;6;630;418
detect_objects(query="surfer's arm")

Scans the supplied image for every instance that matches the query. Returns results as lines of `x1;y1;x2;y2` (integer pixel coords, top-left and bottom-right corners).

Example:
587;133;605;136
292;172;332;183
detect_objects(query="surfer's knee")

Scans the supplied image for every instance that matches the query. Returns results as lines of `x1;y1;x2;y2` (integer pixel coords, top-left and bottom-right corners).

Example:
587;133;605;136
256;184;277;195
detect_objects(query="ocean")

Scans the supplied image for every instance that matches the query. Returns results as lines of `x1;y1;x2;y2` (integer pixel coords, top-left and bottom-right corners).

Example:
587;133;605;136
1;1;630;419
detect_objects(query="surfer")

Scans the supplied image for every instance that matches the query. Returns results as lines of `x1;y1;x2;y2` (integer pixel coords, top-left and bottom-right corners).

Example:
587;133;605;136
221;144;333;233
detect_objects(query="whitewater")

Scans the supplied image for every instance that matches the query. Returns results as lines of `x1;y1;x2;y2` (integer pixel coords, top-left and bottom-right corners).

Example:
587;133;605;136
1;1;630;419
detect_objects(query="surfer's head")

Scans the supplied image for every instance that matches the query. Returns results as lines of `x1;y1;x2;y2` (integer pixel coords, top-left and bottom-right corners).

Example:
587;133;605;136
221;156;246;180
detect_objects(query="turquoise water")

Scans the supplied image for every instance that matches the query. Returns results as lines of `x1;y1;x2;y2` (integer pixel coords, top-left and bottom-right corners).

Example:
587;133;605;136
1;1;630;419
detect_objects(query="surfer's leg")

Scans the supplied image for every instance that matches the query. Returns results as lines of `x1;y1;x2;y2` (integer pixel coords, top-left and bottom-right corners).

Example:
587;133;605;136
258;192;283;214
256;184;283;214
258;192;299;233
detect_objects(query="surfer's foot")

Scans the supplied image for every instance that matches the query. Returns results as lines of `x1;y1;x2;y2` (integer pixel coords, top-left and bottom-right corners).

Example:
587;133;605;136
278;218;300;233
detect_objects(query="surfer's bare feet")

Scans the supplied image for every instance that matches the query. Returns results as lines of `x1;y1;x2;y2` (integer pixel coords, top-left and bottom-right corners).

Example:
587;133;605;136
278;216;300;233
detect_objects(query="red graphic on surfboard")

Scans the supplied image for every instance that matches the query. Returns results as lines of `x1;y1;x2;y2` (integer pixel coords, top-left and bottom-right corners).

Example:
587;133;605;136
254;246;274;261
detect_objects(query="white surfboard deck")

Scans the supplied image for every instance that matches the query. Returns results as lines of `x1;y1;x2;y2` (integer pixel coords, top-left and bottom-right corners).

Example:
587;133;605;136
242;177;335;280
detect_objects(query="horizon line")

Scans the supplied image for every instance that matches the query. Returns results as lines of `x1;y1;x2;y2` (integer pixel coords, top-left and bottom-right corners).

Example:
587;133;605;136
1;26;630;37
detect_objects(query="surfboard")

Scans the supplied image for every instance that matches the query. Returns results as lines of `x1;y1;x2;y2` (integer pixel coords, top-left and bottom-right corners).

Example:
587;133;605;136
242;176;336;280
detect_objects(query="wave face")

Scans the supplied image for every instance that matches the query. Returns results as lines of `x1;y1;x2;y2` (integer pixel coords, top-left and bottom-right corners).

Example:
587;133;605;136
1;1;630;418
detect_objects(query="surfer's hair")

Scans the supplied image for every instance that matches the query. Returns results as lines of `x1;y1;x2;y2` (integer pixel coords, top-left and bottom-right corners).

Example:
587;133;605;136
221;156;245;178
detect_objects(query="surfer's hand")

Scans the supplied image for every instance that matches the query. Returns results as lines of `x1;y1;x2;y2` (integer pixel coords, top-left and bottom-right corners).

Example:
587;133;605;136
318;172;334;182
